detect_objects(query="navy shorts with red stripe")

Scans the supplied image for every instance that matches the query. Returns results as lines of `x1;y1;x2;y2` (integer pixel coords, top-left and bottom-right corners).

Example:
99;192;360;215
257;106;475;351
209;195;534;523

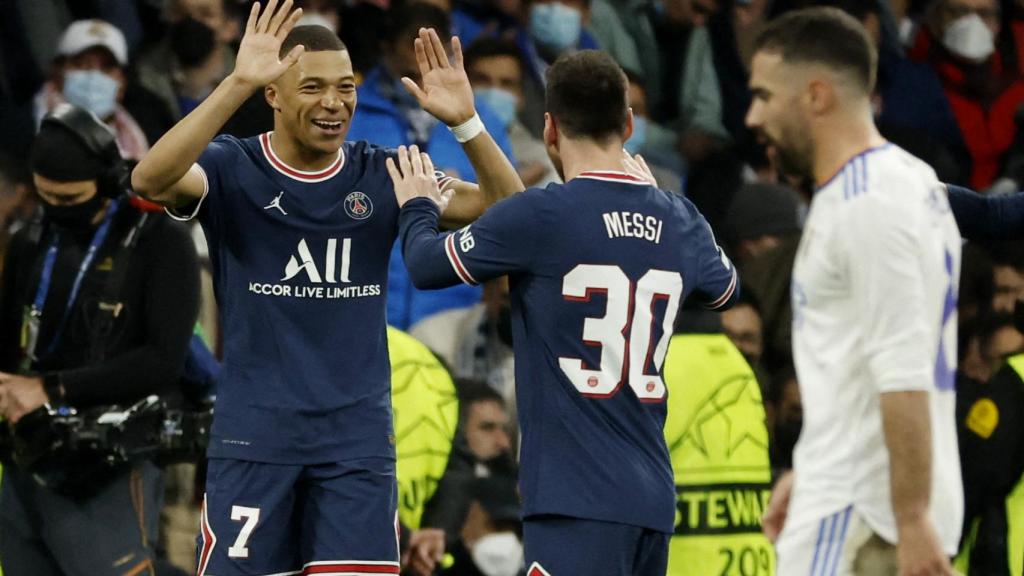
523;515;669;576
197;457;399;576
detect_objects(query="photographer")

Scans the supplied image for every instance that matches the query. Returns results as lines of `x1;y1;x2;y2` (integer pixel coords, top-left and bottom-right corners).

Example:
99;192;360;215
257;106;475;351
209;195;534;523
0;104;199;576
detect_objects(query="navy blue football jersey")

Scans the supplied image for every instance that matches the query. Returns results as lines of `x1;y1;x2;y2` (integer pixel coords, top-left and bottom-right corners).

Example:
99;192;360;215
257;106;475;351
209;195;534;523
399;170;738;533
172;133;407;464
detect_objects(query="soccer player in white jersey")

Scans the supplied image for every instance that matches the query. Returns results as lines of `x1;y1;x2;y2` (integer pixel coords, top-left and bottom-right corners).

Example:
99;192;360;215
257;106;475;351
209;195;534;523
746;8;962;576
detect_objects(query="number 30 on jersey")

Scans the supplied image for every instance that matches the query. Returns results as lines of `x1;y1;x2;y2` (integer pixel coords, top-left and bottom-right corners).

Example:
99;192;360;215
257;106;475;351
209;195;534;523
559;264;683;402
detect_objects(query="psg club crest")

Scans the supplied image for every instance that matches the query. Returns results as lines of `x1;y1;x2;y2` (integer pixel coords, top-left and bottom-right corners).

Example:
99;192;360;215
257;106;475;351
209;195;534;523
344;191;373;220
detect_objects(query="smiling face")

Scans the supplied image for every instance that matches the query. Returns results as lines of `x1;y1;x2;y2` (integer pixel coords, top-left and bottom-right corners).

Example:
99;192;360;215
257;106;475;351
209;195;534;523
266;49;357;157
745;51;815;180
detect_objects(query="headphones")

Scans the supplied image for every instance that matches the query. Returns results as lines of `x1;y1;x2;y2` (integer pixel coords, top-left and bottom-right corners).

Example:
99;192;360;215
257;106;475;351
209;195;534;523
40;103;131;198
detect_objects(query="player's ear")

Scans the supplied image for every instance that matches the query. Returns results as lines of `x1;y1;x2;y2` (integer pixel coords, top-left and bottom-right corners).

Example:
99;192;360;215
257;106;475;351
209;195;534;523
543;113;557;150
807;78;834;116
624;107;635;143
265;84;281;112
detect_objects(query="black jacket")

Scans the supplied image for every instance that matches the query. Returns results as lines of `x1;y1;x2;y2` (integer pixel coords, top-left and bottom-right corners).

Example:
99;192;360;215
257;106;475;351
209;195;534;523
0;201;200;407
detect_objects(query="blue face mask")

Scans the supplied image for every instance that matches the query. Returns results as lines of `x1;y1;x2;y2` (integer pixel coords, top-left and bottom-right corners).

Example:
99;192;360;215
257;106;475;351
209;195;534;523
63;69;119;119
475;88;518;128
529;3;582;54
625;115;648;154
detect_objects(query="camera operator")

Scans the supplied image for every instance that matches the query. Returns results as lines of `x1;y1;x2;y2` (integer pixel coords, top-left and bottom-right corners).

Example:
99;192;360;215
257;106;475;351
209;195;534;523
0;104;199;576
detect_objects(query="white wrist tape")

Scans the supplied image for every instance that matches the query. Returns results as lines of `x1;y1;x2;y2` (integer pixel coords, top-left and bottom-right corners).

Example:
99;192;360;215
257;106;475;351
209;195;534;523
449;113;485;143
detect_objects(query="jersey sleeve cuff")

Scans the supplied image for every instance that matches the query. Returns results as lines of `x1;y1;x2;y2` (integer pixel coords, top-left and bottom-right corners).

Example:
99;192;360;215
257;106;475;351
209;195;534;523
444;233;479;286
704;267;738;310
165;163;209;222
434;170;459;193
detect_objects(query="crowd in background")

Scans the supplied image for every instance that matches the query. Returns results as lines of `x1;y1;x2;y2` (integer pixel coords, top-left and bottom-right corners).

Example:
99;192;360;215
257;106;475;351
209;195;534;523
2;0;1024;574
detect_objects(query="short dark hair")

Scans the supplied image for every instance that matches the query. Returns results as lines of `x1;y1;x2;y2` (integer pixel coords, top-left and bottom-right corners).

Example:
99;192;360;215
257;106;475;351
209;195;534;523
545;50;629;142
990;240;1024;273
279;24;347;58
753;6;877;93
464;37;525;74
456;378;505;407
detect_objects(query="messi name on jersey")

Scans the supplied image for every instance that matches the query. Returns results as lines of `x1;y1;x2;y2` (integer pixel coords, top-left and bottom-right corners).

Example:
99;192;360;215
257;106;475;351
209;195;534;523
247;237;383;300
602;211;664;244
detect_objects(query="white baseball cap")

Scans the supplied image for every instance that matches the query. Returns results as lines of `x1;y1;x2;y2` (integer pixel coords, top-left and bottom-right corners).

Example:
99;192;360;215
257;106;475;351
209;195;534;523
57;19;128;66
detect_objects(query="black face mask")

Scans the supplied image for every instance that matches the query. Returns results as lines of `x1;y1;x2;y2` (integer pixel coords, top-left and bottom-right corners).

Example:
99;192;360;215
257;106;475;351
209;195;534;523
43;194;106;231
496;305;513;347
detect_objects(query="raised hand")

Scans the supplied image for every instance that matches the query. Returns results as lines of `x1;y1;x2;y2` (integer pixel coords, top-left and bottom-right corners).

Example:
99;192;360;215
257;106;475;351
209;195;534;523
232;0;305;89
386;145;455;211
401;28;476;127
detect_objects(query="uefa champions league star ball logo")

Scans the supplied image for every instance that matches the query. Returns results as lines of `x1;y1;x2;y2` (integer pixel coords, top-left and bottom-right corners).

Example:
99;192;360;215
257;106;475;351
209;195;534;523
344;191;373;220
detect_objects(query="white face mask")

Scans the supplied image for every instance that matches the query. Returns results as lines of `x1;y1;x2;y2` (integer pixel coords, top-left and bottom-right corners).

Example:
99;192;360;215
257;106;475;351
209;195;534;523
943;13;995;62
471;532;524;576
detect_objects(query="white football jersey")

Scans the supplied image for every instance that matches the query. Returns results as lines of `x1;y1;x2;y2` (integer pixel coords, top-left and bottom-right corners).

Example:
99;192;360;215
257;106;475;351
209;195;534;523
782;144;963;554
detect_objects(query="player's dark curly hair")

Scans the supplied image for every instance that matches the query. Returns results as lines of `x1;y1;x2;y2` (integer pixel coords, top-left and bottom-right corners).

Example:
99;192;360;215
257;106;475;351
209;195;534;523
544;50;629;144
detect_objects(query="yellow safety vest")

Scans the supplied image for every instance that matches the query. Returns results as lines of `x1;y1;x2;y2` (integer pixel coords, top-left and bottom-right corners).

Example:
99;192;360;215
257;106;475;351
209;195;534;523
1006;356;1024;576
662;334;775;576
388;327;459;530
956;354;1024;575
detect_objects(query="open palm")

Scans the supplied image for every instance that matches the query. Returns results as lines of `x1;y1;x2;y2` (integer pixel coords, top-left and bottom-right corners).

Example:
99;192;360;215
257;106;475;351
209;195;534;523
233;0;305;88
402;29;476;127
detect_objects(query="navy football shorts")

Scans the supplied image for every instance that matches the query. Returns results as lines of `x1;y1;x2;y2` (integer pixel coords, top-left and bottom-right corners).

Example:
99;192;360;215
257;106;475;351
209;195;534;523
197;457;399;576
523;514;669;576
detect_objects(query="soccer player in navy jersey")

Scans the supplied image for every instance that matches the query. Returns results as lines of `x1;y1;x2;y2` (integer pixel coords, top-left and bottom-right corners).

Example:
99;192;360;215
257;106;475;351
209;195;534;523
131;1;522;574
390;48;739;576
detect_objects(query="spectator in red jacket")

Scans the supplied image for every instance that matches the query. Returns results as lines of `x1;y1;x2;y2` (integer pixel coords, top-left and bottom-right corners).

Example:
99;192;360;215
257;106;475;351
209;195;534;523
909;0;1024;190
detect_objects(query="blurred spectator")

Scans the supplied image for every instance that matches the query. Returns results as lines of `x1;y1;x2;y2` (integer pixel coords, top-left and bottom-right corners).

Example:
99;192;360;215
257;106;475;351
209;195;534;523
135;0;237;129
766;363;802;473
907;0;1024;190
440;475;523;576
409;0;504;45
978;313;1024;380
587;0;662;114
296;0;343;33
411;278;516;403
623;68;683;192
446;0;525;44
515;0;601;138
465;37;560;187
954;347;1024;575
824;0;967;184
961;241;995;325
421;381;519;574
724;182;804;371
32;19;151;160
989;241;1024;314
460;381;514;467
721;289;765;367
164;0;241;46
346;3;516;330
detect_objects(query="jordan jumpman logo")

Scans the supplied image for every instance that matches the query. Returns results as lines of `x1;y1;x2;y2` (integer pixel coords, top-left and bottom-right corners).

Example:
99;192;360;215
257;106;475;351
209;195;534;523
264;191;288;215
